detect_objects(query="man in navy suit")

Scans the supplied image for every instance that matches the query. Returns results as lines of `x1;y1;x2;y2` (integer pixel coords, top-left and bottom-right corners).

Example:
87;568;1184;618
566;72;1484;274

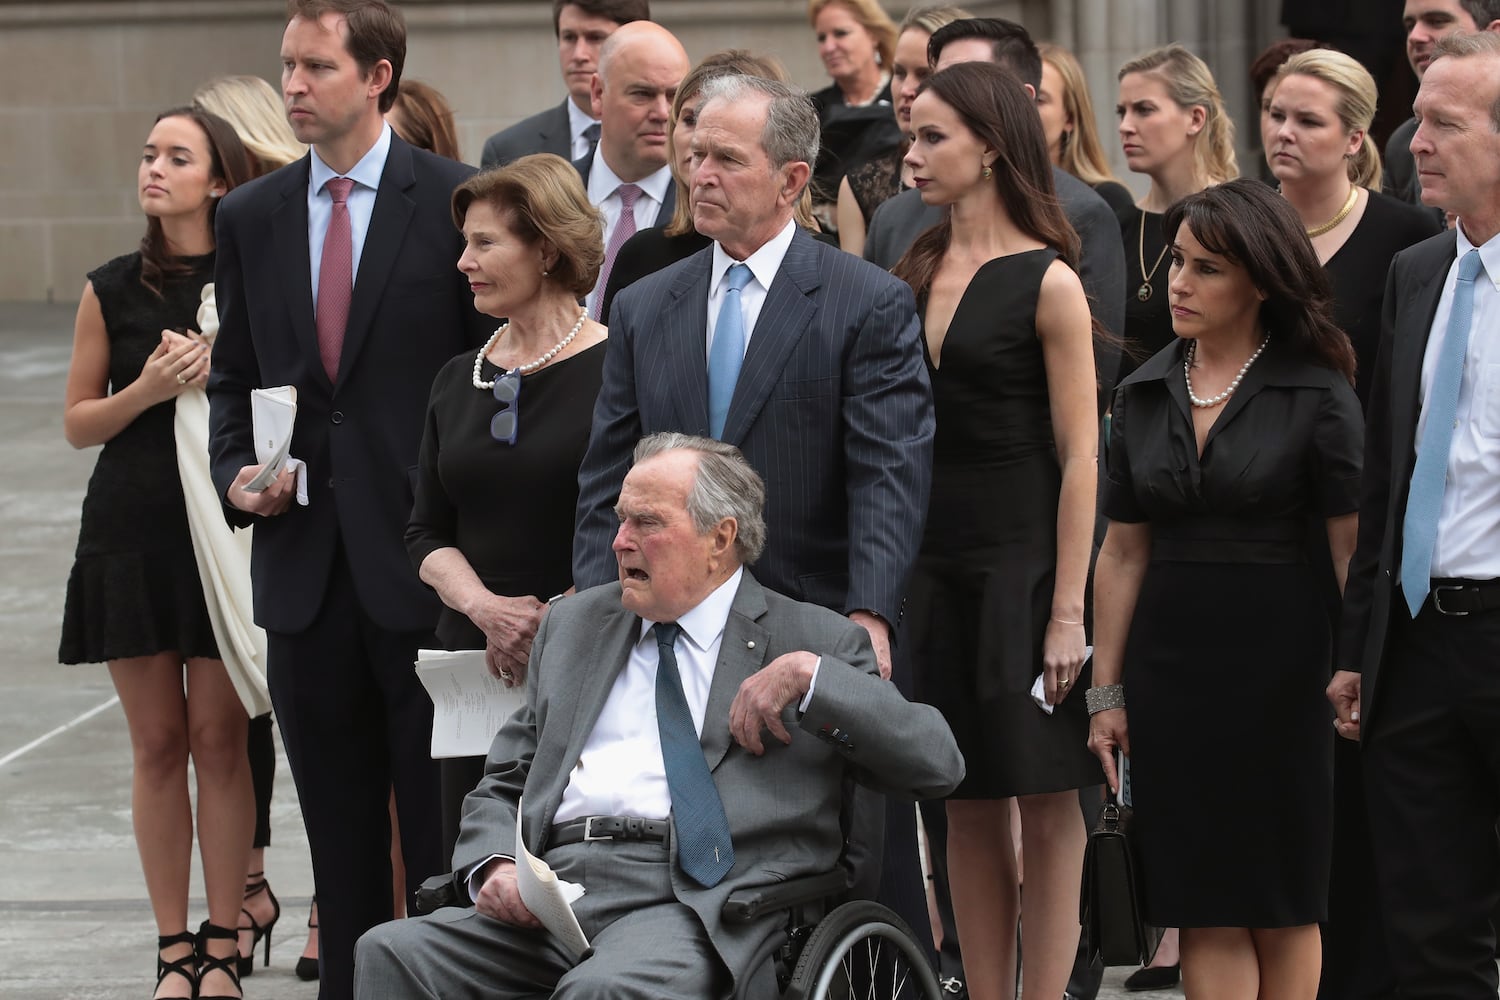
576;20;688;318
478;0;651;169
207;2;489;997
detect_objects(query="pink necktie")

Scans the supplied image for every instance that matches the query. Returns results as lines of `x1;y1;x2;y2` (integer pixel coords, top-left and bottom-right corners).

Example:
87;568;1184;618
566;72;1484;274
595;183;641;320
316;177;356;382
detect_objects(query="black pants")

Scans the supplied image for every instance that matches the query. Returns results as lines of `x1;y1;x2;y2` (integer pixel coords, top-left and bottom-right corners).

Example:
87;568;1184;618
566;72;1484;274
267;552;442;1000
248;712;275;849
1363;601;1500;1000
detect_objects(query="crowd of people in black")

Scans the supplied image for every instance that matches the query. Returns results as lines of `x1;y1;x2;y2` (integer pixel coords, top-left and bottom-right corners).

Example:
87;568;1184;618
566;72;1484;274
55;0;1500;998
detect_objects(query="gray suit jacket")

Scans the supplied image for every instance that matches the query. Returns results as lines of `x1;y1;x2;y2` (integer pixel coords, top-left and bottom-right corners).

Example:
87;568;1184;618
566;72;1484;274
454;573;963;990
571;227;935;625
862;170;1128;401
480;99;573;169
1338;229;1457;733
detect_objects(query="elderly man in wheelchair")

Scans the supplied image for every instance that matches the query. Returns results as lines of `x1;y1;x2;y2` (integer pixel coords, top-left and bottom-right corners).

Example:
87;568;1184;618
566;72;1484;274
354;434;963;999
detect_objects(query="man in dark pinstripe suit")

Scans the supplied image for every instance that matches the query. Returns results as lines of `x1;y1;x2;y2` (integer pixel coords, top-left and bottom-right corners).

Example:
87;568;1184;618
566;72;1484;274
573;72;933;675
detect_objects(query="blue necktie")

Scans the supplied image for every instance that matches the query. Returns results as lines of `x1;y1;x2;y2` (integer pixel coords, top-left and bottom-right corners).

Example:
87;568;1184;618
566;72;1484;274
708;263;753;439
1400;249;1485;616
653;623;734;887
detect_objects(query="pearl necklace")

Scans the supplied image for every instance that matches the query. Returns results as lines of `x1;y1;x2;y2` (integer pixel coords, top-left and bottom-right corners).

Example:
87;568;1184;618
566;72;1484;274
1183;336;1268;408
471;309;587;389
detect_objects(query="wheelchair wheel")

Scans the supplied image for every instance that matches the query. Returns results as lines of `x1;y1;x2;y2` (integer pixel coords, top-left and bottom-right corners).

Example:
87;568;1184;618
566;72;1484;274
781;900;944;1000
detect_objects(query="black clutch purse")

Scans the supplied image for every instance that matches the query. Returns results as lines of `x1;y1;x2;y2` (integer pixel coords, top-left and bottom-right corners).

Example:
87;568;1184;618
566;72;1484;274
1079;792;1164;967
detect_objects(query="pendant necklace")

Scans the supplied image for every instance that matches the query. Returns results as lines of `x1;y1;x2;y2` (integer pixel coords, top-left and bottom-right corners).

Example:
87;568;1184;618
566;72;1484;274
1137;210;1169;302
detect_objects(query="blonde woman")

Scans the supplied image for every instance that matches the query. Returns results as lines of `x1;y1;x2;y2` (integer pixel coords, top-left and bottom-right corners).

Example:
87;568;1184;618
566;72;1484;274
807;0;900;233
1037;42;1133;215
1264;48;1440;405
1114;44;1237;378
192;73;318;982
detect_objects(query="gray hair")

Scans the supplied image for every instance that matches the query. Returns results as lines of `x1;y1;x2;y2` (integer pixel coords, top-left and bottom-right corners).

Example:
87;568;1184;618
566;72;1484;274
697;74;820;172
1430;31;1500;130
632;433;768;564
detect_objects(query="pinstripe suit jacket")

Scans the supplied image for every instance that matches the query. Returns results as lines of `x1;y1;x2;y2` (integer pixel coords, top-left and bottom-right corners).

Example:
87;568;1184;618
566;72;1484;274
572;227;934;626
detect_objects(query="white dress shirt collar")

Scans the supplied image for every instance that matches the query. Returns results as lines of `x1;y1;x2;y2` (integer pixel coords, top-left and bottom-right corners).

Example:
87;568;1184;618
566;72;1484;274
585;147;673;209
566;98;601;161
710;218;797;299
637;566;744;652
1455;221;1500;291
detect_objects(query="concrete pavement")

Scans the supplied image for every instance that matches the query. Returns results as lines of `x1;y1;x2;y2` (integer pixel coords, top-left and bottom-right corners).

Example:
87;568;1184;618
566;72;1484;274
0;302;1173;999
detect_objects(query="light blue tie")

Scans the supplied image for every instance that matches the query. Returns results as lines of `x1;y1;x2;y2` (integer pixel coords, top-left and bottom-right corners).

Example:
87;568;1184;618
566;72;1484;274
708;263;753;439
653;623;735;887
1400;249;1485;616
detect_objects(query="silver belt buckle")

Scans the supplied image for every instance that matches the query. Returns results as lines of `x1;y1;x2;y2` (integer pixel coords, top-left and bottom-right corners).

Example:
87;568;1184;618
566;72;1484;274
583;816;612;842
1432;584;1471;616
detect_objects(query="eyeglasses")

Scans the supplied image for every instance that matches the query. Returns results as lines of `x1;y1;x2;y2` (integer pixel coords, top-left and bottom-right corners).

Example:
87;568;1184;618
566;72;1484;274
490;369;521;445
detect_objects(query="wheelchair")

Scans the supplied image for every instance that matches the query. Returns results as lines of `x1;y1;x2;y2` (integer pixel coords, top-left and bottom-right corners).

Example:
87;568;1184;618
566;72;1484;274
416;865;945;999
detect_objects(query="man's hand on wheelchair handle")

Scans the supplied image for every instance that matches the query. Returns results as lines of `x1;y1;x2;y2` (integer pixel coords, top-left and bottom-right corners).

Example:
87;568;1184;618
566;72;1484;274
475;858;542;929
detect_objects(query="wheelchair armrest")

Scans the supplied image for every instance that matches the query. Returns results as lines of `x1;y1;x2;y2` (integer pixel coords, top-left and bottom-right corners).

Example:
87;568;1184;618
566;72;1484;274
413;871;471;915
721;869;850;924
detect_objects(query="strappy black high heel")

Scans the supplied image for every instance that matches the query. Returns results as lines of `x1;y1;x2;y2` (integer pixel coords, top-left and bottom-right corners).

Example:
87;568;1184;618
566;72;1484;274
154;931;197;998
236;870;281;977
197;921;243;1000
295;897;319;982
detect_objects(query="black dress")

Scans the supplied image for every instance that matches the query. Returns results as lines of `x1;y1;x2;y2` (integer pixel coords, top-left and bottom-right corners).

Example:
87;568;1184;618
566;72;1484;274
1116;205;1175;382
599;228;709;327
1324;191;1442;407
908;250;1102;798
59;252;219;664
406;341;605;858
1104;338;1363;927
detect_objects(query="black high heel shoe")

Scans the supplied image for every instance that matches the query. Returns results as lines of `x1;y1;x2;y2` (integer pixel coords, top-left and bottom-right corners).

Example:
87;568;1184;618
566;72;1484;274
295;897;319;982
155;931;197;998
236;870;281;977
197;921;244;1000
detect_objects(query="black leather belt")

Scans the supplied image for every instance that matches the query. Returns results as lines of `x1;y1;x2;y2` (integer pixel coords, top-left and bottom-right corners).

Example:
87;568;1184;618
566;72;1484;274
1427;578;1500;616
551;815;670;847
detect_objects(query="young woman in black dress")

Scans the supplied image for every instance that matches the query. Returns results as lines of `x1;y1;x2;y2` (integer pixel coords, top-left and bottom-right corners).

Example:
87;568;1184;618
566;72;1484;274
895;61;1101;1000
60;106;254;1000
1088;180;1362;1000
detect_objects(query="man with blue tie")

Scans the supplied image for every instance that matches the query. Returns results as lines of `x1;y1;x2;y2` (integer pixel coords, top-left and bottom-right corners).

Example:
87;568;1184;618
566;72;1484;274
1330;30;1500;999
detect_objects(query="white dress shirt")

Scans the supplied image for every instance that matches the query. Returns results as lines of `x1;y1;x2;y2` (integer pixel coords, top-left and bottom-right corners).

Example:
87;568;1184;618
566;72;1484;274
554;568;745;823
1418;222;1500;579
565;98;601;162
306;123;392;309
582;149;673;317
706;219;797;359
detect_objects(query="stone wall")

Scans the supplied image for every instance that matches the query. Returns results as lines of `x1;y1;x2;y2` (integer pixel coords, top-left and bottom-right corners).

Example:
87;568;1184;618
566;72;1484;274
1;0;1276;303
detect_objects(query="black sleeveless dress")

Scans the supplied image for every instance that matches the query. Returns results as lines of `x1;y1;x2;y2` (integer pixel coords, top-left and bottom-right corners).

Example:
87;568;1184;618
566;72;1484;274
908;249;1102;798
58;251;219;664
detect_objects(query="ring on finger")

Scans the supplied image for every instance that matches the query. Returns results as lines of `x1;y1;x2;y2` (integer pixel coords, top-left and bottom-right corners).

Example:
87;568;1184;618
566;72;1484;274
1058;677;1071;689
175;372;187;385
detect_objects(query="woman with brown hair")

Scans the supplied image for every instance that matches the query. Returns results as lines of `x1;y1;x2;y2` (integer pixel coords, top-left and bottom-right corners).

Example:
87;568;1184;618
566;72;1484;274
388;80;461;161
1088;180;1362;999
895;60;1102;1000
60;105;255;1000
406;153;606;864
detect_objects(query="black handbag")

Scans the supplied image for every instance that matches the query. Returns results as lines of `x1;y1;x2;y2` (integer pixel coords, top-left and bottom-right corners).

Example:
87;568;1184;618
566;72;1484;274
1079;791;1164;967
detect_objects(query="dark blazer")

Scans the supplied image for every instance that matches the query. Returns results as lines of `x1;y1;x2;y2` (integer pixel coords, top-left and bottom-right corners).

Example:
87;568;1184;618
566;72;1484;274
455;572;963;992
208;135;492;634
572;227;935;626
573;150;676;228
1338;229;1458;732
862;172;1129;406
480;99;573;169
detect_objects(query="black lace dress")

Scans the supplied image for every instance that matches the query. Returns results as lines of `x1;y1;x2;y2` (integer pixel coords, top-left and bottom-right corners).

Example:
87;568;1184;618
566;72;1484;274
59;251;219;664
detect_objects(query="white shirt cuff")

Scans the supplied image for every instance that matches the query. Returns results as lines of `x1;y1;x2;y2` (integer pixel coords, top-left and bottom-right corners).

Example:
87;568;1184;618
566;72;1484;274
465;854;512;902
796;656;822;714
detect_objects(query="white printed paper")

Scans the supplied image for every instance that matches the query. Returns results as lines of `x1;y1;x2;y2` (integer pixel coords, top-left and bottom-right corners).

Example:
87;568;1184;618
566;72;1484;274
414;649;528;758
243;385;297;492
515;796;590;960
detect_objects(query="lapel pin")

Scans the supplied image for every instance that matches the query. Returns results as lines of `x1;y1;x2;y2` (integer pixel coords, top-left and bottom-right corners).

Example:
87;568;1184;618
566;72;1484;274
746;640;756;649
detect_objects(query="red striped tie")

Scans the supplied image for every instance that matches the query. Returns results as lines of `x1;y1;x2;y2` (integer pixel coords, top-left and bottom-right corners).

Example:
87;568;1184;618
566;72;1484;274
316;177;355;382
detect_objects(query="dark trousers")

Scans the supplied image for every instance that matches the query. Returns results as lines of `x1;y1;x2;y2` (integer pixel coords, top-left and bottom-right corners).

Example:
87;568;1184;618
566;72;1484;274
267;552;442;1000
248;712;275;849
1363;601;1500;1000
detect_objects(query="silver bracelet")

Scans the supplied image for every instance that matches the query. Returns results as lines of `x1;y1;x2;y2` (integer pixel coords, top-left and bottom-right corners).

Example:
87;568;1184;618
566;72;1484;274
1085;683;1125;715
